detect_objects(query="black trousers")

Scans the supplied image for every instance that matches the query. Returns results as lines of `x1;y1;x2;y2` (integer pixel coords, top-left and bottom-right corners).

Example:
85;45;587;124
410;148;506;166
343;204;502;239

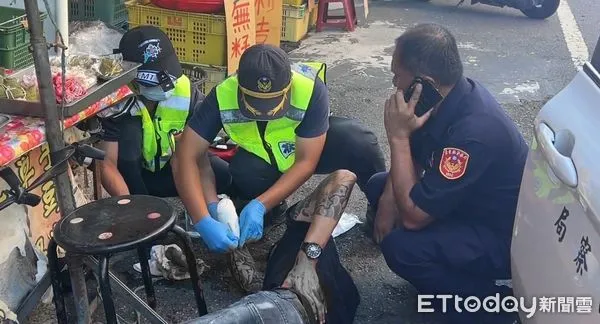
116;156;232;198
115;116;232;197
263;205;360;324
367;172;515;324
229;116;386;200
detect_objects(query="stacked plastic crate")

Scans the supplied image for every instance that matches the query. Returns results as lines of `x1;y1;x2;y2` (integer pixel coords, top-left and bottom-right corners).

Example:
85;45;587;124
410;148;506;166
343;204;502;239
69;0;129;30
125;0;227;95
0;7;48;70
281;0;313;42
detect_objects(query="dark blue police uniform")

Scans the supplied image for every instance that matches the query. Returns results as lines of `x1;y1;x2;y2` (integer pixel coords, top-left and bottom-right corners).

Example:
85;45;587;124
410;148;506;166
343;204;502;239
366;77;528;323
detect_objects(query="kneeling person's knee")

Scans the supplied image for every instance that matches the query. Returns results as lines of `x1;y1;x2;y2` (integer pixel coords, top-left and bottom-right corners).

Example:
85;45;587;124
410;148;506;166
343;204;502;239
329;169;357;184
380;229;434;278
365;172;388;206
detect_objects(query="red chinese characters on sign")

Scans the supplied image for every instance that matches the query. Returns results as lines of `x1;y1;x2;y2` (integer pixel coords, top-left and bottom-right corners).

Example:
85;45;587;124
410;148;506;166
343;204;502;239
232;1;252;33
230;0;253;57
254;0;281;46
256;16;270;44
225;0;256;74
231;34;251;58
255;0;273;15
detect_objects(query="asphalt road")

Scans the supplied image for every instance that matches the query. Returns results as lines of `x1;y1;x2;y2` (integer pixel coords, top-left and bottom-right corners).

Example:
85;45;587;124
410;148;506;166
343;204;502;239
26;1;599;323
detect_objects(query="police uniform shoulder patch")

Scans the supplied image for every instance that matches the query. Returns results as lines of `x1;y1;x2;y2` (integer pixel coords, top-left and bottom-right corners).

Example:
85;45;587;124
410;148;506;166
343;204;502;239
439;147;469;180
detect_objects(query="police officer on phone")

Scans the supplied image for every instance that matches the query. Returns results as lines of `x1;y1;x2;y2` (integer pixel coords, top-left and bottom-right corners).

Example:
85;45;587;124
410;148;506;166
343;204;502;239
365;23;528;324
96;25;232;200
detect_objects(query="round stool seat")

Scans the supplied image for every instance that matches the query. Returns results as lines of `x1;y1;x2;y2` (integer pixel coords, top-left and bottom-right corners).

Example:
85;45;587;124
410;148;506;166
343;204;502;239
54;195;176;255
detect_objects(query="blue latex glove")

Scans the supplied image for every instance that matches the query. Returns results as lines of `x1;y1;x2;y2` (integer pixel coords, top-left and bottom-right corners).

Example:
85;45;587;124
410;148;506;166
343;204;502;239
239;199;266;247
208;201;219;219
194;216;239;253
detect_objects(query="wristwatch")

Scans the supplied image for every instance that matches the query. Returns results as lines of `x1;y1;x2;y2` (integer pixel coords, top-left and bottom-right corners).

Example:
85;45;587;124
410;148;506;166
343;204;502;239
301;242;322;260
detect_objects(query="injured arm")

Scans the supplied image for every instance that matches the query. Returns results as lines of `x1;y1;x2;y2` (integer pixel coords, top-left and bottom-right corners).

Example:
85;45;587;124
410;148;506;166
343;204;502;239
291;169;357;247
282;169;357;324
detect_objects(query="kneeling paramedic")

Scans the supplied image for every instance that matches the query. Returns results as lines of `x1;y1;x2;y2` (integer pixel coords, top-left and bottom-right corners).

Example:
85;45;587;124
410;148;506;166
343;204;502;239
97;26;232;199
174;44;386;252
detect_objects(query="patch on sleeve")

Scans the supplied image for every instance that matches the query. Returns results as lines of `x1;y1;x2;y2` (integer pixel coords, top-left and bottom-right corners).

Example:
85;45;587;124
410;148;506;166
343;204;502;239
439;147;470;180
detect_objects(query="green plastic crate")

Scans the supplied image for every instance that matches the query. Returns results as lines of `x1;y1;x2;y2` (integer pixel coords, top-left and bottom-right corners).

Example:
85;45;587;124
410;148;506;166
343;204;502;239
69;0;128;27
0;6;48;50
0;43;33;70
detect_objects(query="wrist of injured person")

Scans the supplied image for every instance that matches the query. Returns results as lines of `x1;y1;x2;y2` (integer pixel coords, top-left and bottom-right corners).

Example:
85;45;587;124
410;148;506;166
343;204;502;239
297;250;318;268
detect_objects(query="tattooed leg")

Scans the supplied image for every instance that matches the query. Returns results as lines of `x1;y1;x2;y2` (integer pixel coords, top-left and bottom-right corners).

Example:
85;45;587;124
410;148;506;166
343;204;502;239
281;170;357;324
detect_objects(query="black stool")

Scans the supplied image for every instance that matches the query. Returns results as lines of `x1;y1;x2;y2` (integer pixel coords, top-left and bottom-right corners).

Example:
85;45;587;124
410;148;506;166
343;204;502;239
47;195;208;324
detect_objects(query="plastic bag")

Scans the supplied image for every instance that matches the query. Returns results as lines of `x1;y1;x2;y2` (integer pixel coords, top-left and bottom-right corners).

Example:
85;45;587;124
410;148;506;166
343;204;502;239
47;21;126;83
50;54;123;82
0;76;27;101
67;20;125;56
17;72;40;101
332;213;363;237
52;72;88;104
95;54;124;80
50;65;97;89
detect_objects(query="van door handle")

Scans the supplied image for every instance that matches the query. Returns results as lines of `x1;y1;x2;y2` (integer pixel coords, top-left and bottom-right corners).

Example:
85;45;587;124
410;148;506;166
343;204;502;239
535;122;578;187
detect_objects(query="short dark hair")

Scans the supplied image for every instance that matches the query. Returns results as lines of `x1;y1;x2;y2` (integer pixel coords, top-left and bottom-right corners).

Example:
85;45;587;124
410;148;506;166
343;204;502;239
393;23;463;86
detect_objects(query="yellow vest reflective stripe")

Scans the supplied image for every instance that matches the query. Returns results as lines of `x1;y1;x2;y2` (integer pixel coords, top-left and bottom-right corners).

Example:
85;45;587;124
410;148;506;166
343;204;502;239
291;61;326;84
216;62;326;173
133;75;192;172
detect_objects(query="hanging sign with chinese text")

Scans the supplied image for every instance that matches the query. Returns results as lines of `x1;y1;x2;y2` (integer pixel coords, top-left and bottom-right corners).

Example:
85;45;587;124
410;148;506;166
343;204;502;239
225;0;257;74
255;0;282;46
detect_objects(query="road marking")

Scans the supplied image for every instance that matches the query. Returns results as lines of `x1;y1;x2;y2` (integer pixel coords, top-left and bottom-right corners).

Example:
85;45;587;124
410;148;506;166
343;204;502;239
556;0;589;67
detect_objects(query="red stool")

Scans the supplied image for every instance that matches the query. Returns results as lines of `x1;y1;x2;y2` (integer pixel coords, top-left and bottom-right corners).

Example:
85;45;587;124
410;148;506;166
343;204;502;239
316;0;357;32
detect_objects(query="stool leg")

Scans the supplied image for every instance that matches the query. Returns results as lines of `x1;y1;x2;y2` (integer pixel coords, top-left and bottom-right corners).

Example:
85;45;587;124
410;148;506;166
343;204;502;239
48;239;68;324
316;0;326;31
137;246;157;309
343;1;355;31
351;0;358;25
171;225;208;316
98;256;118;324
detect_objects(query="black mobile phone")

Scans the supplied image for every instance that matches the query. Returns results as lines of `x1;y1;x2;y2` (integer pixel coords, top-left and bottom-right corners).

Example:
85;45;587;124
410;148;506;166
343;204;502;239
404;77;444;117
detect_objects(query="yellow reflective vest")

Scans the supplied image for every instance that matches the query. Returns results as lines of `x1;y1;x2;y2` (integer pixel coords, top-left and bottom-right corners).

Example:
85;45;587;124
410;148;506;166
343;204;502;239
132;75;192;172
215;62;326;173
